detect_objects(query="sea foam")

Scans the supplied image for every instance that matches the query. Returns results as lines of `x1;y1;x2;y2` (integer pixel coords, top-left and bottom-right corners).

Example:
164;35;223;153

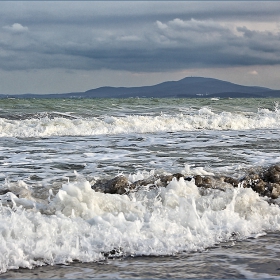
1;175;280;272
0;107;279;138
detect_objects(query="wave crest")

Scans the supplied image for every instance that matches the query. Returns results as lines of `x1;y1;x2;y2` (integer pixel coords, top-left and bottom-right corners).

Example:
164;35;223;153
0;108;279;137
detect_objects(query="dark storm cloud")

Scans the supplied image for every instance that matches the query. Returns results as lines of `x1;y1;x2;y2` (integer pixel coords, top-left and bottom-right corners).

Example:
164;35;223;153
2;2;280;25
1;2;280;72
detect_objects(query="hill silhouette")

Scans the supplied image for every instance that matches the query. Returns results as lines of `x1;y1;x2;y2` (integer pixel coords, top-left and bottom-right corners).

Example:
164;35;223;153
1;77;280;98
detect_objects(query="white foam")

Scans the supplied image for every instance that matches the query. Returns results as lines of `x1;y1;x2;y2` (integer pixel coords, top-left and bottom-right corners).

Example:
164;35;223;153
182;164;214;176
0;107;279;137
1;175;280;273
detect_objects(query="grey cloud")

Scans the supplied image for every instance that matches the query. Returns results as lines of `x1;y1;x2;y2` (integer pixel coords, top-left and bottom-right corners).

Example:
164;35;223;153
1;3;280;73
3;23;29;33
1;2;280;27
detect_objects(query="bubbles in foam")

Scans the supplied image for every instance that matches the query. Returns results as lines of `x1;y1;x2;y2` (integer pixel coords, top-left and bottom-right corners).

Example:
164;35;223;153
0;107;279;138
1;174;280;273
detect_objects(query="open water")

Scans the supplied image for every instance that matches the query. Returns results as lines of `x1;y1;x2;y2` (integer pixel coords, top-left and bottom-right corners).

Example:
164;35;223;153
0;97;280;279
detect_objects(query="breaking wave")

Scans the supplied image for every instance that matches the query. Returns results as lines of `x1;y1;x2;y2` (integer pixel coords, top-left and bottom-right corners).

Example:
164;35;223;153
1;170;280;273
0;107;279;138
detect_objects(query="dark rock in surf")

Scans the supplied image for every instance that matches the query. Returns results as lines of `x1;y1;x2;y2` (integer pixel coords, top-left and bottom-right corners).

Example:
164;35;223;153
223;177;239;187
91;173;185;194
239;164;280;198
189;164;280;199
92;175;129;195
251;179;266;195
130;178;157;189
102;247;124;258
0;189;10;196
90;164;280;200
131;173;184;189
194;175;213;188
158;173;184;187
194;175;238;190
271;183;280;199
263;165;280;183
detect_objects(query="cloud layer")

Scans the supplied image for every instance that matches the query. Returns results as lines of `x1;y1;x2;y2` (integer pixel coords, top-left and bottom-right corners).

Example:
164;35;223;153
3;23;29;33
1;2;280;94
1;2;280;73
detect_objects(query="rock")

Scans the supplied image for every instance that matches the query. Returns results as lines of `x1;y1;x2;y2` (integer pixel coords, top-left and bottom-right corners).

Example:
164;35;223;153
158;173;184;187
263;165;280;183
251;179;266;195
194;175;203;186
92;173;186;195
90;164;280;199
223;177;239;187
0;189;10;195
130;178;157;189
248;173;261;181
194;175;215;188
92;175;129;195
193;175;234;190
240;172;261;189
240;176;269;196
185;177;193;181
236;164;280;198
102;247;123;258
131;173;184;190
271;183;280;199
181;164;280;198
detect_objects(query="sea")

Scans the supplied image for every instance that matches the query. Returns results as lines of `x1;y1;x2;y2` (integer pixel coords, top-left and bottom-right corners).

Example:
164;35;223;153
0;97;280;279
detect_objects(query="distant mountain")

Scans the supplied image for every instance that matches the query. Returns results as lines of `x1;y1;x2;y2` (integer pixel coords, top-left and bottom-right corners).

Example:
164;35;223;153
1;77;280;99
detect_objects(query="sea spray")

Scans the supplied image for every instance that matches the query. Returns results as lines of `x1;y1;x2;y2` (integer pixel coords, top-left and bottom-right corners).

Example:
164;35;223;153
1;173;280;272
0;107;280;138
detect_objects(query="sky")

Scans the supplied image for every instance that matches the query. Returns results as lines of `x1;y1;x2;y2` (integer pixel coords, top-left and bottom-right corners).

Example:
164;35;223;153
1;1;280;94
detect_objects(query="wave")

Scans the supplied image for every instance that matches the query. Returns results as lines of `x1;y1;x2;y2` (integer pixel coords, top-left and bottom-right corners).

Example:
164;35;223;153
1;168;280;273
0;108;279;138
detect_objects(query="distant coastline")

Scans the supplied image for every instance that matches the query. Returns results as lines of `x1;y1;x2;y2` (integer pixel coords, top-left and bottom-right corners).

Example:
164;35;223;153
1;77;280;99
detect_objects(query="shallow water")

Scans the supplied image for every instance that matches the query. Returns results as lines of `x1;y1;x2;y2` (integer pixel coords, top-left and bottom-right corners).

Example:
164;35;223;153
1;98;280;277
2;232;280;279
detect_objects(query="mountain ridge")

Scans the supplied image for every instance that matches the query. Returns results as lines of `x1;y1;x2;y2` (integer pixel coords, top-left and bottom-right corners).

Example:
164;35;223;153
1;77;280;99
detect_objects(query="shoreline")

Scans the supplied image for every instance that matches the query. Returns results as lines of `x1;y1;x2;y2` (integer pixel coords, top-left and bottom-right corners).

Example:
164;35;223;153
1;232;280;279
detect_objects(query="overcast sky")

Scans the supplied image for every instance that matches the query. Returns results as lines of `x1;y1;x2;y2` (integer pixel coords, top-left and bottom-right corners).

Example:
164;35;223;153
1;1;280;94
